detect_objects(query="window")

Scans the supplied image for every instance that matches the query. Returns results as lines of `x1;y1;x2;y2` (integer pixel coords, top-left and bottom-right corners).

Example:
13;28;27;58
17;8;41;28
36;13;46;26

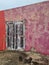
6;21;25;50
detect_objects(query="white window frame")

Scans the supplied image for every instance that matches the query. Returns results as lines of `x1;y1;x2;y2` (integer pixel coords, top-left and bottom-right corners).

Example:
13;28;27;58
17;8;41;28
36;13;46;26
6;21;25;51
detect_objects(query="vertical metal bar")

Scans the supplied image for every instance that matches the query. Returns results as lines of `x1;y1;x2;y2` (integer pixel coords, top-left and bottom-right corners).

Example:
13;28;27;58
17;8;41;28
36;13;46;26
23;21;25;49
16;25;18;49
17;24;20;49
14;23;17;49
13;24;14;49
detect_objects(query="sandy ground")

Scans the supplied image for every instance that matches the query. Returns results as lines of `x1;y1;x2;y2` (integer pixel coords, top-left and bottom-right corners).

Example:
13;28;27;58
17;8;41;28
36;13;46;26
0;50;49;65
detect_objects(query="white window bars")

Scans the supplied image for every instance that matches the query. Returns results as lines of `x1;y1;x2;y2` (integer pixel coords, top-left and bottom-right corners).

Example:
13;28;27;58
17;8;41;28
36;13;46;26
6;21;25;51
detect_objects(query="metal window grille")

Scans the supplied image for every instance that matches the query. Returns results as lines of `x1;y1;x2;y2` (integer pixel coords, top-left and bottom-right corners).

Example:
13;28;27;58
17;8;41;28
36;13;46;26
6;21;25;50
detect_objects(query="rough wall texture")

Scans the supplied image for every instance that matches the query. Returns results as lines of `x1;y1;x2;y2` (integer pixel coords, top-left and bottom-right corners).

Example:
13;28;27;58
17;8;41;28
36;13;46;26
4;1;49;55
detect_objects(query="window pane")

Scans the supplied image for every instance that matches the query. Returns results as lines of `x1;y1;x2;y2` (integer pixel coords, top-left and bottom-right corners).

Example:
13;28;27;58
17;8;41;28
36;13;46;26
20;37;23;48
20;24;23;35
7;25;9;47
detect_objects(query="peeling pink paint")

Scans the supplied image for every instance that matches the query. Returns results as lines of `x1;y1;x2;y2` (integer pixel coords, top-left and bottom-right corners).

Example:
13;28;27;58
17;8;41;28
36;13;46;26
4;1;49;55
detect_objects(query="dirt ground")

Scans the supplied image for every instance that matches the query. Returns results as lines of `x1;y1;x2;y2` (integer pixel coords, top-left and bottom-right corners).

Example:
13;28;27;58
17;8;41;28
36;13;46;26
0;50;49;65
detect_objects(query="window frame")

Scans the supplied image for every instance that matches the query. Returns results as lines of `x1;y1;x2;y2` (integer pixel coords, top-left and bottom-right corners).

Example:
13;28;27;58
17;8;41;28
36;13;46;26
6;20;25;50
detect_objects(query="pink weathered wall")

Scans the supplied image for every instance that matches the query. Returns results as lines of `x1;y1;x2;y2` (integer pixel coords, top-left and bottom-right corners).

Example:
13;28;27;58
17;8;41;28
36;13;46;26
4;1;49;55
